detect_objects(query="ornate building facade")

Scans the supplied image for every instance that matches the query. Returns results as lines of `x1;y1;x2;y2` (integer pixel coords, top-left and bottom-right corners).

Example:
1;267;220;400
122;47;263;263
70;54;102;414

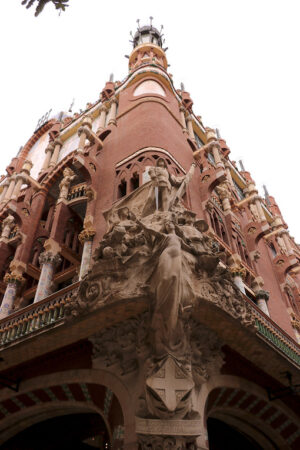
0;23;299;449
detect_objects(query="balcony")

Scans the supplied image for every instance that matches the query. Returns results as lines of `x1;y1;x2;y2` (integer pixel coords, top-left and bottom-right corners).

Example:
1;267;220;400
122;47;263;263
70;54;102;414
0;281;299;372
0;282;79;347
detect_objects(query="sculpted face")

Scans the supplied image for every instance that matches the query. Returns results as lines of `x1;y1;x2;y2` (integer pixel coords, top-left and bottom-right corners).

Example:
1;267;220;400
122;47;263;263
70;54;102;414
165;221;175;233
157;158;166;169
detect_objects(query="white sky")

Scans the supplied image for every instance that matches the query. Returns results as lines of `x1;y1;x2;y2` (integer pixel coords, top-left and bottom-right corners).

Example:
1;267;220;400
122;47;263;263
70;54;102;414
0;0;299;241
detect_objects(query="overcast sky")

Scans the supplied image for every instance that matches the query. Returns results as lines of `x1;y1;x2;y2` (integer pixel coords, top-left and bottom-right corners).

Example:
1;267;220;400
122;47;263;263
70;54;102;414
0;1;299;241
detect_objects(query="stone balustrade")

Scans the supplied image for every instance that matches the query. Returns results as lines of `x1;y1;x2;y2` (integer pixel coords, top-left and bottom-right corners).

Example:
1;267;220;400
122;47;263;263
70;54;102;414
0;282;79;347
242;294;300;367
67;183;87;201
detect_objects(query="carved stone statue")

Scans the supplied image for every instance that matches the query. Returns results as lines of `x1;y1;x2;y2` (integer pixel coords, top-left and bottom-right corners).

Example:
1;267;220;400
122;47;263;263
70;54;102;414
58;167;76;200
1;215;15;239
250;202;260;222
142;158;195;216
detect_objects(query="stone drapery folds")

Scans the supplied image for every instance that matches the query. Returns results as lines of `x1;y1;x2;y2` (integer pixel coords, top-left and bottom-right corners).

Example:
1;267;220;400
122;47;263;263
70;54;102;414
66;162;254;446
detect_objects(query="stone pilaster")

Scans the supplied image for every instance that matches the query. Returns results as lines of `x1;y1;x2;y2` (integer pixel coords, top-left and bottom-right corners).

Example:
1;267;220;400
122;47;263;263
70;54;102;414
34;251;61;303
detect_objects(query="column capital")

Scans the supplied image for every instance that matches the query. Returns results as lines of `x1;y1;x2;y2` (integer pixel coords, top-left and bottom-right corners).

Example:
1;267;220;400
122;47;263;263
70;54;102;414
229;263;246;279
99;104;108;113
3;271;25;286
53;137;63;147
45;143;54;155
110;96;118;105
256;290;270;301
39;251;62;267
78;228;96;244
82;114;93;129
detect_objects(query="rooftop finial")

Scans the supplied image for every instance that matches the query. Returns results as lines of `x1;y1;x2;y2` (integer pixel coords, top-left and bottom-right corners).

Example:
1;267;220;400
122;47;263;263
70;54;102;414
180;82;185;91
239;160;245;171
150;16;153;27
216;128;221;139
68;98;75;113
136;19;140;30
263;185;271;205
109;73;114;82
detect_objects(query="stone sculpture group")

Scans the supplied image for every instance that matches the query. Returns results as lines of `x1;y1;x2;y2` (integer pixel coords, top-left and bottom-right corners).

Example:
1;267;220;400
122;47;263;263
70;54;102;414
66;159;254;448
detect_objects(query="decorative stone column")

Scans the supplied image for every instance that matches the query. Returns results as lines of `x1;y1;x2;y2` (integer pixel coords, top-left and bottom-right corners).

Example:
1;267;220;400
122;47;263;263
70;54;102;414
11;160;32;200
179;105;187;133
215;182;231;212
108;97;118;126
256;290;270;316
4;175;16;202
186;115;195;141
254;196;266;222
78;115;93;153
276;234;288;255
225;162;234;187
229;264;246;294
34;251;62;303
0;272;25;318
206;128;224;168
41;143;54;172
78;228;96;279
96;105;108;134
0;180;9;203
49;138;63;168
281;231;293;255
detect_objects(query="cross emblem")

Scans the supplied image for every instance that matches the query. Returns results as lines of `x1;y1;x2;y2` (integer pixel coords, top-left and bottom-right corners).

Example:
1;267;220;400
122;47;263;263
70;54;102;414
146;356;194;412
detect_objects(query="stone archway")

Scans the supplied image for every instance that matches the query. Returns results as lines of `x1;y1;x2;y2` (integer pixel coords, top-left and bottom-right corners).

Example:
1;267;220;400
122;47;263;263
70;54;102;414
0;370;130;449
201;376;300;450
1;410;109;450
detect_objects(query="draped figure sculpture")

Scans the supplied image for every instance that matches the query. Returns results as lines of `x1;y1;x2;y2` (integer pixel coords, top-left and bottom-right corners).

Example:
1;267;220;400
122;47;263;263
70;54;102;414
138;218;196;358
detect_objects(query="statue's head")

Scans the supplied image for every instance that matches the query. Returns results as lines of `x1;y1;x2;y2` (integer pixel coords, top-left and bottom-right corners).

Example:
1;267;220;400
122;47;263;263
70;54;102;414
156;158;167;169
164;220;175;233
117;206;129;220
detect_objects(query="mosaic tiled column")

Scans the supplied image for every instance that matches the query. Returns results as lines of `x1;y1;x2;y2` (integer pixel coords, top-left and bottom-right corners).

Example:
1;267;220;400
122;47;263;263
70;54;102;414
229;264;246;294
78;228;96;280
0;273;25;319
34;252;61;303
256;289;270;316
